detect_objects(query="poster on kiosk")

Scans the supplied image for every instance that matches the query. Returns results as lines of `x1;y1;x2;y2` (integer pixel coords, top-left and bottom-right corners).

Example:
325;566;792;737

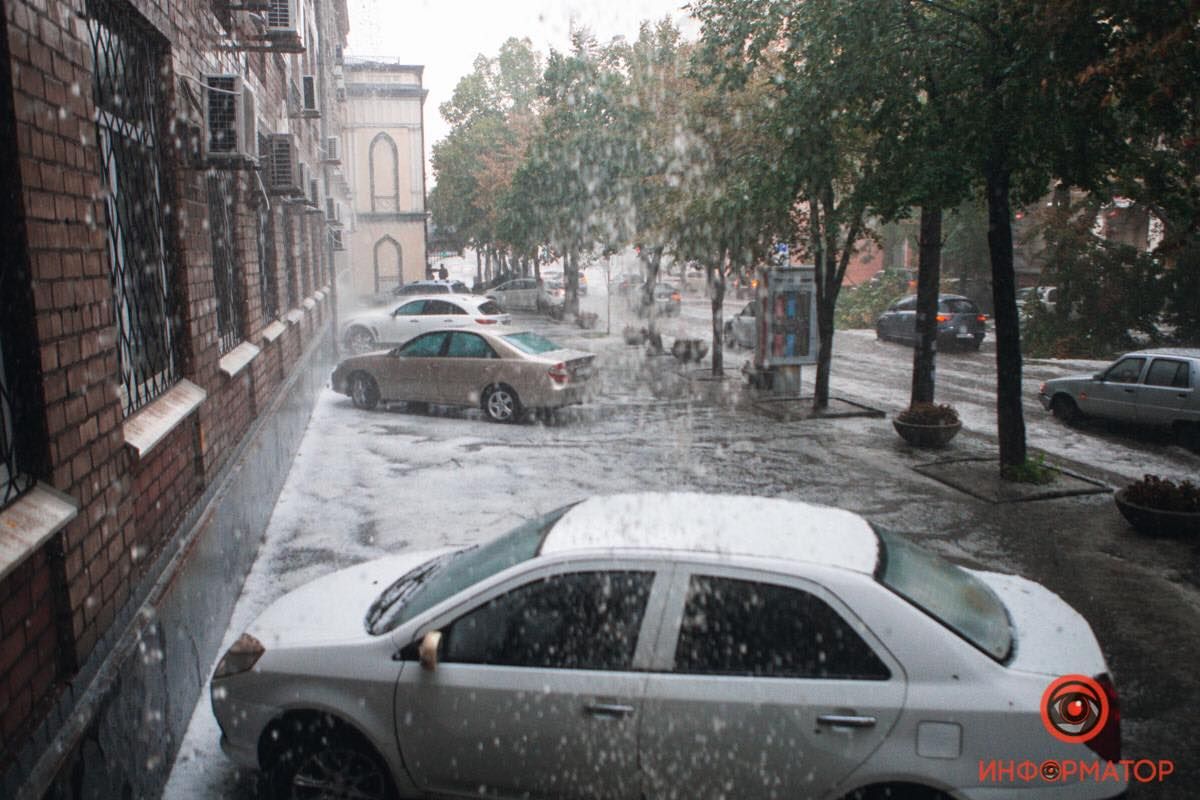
754;265;820;376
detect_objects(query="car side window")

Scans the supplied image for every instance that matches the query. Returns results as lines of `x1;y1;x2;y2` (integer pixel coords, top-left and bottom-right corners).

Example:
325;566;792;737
1104;358;1146;384
1144;359;1191;389
896;298;917;312
673;575;890;680
426;300;466;315
398;332;448;358
442;571;653;670
446;332;496;359
393;300;426;316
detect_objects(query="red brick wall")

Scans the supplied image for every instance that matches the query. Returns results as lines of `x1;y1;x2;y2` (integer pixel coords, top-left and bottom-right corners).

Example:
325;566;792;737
0;550;61;764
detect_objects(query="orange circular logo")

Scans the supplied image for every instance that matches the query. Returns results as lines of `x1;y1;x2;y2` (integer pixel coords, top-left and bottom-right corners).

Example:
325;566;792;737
1041;675;1109;744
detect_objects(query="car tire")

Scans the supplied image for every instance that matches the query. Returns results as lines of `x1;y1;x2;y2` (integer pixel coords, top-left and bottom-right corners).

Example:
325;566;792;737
875;325;886;342
350;373;380;410
483;384;522;423
345;326;376;354
267;719;396;800
1050;395;1083;426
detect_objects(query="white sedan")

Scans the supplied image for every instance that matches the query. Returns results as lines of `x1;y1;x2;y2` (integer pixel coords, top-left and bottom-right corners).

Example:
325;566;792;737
341;295;510;353
211;493;1124;800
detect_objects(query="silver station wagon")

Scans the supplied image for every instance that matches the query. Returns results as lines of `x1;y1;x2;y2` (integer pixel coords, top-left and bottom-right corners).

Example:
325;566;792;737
211;493;1124;800
1039;348;1200;447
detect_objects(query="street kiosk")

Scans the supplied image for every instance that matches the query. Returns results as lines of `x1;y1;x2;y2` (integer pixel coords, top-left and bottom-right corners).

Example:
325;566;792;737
746;264;820;395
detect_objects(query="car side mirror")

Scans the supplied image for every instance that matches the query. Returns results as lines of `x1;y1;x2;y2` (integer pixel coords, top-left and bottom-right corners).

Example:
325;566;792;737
418;630;442;671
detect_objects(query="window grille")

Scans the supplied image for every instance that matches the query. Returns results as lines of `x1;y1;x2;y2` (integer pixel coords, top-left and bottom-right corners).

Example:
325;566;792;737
206;172;243;353
87;0;179;416
256;198;278;321
0;341;36;508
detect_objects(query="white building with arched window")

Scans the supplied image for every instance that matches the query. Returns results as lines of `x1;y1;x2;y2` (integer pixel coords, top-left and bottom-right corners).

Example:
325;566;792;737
341;59;428;300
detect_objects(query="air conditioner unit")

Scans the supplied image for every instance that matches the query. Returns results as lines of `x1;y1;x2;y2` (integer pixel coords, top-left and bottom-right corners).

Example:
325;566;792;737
308;177;320;208
325;197;344;227
264;133;303;195
203;75;257;161
265;0;304;52
301;75;320;117
322;135;340;164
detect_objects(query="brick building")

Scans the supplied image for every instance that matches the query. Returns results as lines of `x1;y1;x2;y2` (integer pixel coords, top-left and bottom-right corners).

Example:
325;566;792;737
0;0;351;796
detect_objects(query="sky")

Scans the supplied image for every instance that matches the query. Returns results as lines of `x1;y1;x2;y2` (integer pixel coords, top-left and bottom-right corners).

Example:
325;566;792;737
343;0;697;185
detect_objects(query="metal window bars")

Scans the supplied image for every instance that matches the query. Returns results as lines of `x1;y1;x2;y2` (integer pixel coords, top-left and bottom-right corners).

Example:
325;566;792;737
255;195;278;322
0;340;36;508
206;171;244;354
87;0;180;416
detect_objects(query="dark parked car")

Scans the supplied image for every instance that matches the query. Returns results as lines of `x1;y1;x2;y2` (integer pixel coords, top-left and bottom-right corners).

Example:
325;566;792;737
876;294;986;350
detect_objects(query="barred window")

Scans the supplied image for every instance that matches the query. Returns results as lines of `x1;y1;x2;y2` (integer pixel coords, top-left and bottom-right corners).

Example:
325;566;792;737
87;0;180;415
0;340;37;508
255;197;278;322
284;209;299;309
206;171;243;353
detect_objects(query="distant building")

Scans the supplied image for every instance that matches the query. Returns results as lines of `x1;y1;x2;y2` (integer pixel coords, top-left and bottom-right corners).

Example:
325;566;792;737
341;59;429;299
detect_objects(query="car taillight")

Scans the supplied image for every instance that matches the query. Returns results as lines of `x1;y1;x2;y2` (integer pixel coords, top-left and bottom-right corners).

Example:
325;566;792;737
977;314;987;322
548;362;569;384
935;314;950;323
475;317;498;324
671;292;681;301
213;633;264;679
1086;673;1121;762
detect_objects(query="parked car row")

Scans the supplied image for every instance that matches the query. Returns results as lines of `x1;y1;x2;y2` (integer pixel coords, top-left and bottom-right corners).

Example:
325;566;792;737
342;294;510;354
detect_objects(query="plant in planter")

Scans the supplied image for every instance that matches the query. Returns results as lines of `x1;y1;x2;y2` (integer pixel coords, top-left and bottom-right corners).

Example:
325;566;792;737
1115;474;1200;537
893;402;961;447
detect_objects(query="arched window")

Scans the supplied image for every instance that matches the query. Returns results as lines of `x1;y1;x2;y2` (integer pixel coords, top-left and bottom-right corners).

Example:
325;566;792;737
369;132;400;213
374;236;402;293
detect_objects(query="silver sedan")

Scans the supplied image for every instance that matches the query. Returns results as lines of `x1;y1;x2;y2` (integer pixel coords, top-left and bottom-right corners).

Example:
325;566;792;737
211;493;1124;800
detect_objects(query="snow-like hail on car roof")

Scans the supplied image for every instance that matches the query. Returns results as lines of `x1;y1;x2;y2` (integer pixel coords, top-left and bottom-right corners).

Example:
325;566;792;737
541;493;880;573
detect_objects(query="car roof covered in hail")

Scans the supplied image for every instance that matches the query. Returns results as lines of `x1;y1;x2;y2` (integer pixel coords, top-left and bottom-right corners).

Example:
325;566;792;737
540;493;879;573
1126;347;1200;359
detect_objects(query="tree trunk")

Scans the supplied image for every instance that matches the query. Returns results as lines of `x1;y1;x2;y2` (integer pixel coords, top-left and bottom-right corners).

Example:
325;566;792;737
910;206;943;406
710;257;727;376
475;248;483;288
984;161;1027;470
566;249;580;316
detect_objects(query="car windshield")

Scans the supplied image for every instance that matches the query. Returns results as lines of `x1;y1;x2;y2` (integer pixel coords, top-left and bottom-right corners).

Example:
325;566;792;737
875;528;1013;661
366;506;573;635
502;331;563;354
939;298;977;314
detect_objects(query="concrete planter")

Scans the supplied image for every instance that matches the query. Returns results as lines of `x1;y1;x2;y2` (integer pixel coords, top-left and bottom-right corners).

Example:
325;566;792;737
892;418;962;448
671;338;709;364
1114;488;1200;538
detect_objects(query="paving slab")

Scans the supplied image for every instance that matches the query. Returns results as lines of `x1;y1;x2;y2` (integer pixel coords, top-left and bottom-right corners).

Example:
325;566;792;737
914;456;1112;503
752;395;887;421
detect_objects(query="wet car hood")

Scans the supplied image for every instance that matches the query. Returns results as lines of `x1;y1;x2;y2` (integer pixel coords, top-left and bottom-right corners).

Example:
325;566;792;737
246;547;455;648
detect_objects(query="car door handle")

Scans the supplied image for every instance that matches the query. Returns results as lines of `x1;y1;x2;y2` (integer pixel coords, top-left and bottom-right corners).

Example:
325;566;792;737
1123;388;1135;393
817;714;877;729
584;702;635;719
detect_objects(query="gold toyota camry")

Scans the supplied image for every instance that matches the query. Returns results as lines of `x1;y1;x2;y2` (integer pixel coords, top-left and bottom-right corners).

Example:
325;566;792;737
331;329;596;422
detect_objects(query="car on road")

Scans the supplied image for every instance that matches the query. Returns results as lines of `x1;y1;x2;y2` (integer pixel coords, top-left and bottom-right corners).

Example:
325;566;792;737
723;300;758;349
629;282;682;317
876;294;987;350
487;277;553;312
391;279;472;297
611;271;644;296
1016;286;1059;317
1038;348;1200;447
211;492;1124;800
331;329;596;422
341;295;509;353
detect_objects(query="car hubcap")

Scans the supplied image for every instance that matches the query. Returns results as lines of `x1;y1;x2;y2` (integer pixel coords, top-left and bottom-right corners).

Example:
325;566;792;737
291;747;387;800
488;390;514;420
352;378;371;406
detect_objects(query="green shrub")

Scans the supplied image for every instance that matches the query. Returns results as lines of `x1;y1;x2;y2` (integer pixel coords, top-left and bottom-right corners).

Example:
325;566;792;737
1124;474;1200;512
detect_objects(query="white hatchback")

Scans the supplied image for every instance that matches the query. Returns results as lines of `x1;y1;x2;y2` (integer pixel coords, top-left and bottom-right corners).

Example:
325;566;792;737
341;294;510;353
211;493;1125;800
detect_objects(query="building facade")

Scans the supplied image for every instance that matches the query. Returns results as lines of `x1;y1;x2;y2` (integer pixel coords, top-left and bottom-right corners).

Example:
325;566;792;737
0;0;351;796
341;59;428;300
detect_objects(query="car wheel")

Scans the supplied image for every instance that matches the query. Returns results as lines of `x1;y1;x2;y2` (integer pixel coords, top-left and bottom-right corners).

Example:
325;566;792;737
1173;421;1200;451
350;373;380;410
483;384;522;423
268;723;396;800
1050;395;1083;426
345;326;376;354
875;325;886;342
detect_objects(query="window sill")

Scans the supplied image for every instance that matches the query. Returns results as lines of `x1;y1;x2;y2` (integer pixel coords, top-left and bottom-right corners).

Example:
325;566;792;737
218;342;261;378
0;483;79;583
122;379;207;459
285;309;305;325
313;290;326;302
302;297;317;310
261;320;288;343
